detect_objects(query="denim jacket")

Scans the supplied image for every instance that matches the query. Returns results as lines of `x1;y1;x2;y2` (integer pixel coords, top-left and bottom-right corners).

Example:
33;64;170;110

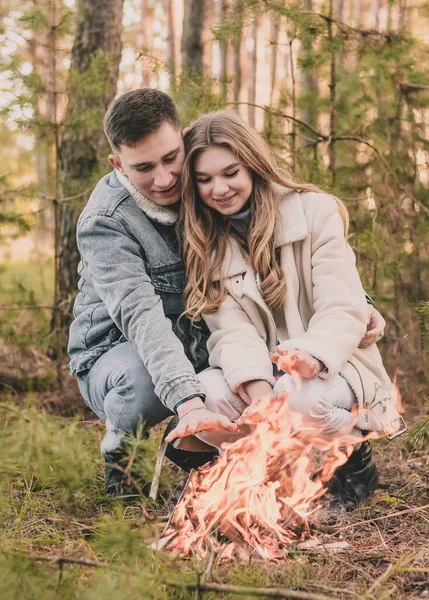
68;171;209;412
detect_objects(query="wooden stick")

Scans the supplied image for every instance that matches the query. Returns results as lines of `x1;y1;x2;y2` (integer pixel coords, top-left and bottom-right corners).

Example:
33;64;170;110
166;581;332;600
149;420;172;501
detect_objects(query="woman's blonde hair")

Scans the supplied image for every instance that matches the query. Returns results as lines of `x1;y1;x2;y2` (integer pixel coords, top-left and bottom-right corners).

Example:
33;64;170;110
181;110;348;322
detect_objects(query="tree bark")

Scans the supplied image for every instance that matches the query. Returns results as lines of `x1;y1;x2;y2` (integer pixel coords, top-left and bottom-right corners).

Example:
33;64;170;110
370;0;381;30
300;0;318;134
335;0;344;21
352;0;361;27
268;14;280;107
164;0;176;82
232;0;243;104
327;0;336;183
57;0;124;345
29;0;56;243
181;0;206;76
398;0;408;33
202;0;215;74
139;0;153;87
217;0;229;97
248;19;258;127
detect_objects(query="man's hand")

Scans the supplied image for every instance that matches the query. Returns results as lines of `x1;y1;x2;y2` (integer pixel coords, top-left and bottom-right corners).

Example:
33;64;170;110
359;305;386;349
165;397;237;443
270;348;323;379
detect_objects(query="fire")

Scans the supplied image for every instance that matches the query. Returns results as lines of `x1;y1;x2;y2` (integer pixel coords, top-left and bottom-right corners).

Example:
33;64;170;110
164;391;353;561
161;345;405;560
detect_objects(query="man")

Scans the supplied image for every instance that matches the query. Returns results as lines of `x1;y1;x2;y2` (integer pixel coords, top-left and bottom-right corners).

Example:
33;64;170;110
68;88;385;501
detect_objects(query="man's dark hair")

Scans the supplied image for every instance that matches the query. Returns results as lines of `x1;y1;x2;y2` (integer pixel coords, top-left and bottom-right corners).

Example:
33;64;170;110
104;89;181;151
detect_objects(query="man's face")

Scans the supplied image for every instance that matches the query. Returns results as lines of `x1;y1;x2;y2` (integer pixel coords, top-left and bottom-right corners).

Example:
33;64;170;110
108;122;184;206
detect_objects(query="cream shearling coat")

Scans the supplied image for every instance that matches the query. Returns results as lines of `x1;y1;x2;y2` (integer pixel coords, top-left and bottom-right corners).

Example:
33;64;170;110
203;188;404;436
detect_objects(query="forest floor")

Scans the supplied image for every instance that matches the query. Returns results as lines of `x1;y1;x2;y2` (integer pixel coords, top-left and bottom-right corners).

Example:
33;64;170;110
0;338;428;600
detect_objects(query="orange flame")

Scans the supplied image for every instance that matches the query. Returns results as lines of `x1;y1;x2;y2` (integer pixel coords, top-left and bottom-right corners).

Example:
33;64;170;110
165;392;354;561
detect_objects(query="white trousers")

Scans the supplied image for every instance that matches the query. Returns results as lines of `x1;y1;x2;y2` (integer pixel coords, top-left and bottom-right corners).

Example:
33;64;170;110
197;368;360;450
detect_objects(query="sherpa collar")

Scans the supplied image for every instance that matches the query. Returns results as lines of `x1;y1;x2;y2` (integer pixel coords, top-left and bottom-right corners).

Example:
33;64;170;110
115;170;179;225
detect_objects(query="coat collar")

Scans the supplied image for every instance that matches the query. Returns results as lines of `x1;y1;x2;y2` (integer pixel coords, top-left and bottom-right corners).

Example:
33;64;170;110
115;170;179;225
215;189;309;280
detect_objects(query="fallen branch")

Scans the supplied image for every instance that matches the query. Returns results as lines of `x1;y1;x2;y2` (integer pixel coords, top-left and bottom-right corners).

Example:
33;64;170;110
304;583;359;597
166;581;332;600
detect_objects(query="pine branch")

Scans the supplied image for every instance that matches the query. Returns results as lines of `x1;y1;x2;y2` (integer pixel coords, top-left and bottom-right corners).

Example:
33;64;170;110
230;101;325;140
262;1;403;41
230;101;429;215
404;415;429;452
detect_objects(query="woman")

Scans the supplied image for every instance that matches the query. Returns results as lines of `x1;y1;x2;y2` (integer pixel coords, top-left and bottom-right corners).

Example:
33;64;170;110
166;110;404;509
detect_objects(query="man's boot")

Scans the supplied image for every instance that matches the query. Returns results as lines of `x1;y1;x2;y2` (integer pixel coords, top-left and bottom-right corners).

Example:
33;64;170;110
328;441;379;511
164;416;218;473
104;449;140;501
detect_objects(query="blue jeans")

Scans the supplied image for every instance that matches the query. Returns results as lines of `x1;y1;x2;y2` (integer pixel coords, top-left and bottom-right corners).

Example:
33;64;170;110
78;341;172;453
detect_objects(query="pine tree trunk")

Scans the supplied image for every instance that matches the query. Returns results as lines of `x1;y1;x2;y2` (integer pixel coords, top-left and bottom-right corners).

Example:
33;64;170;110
327;0;336;183
352;0;361;27
247;19;257;127
57;0;124;346
139;0;153;87
232;0;243;104
399;0;408;33
387;0;393;32
217;0;229;97
164;0;176;81
335;0;344;20
29;0;56;244
268;15;280;107
370;0;381;30
202;0;215;74
181;0;206;76
300;0;318;133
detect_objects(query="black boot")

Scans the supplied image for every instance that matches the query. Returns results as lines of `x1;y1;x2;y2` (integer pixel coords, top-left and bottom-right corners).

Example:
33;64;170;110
104;449;140;501
328;441;379;511
164;416;218;473
165;443;218;473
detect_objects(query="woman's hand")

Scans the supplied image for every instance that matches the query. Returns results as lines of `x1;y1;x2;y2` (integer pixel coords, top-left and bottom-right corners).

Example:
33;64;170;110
270;347;324;379
165;398;237;443
359;305;385;348
236;380;274;423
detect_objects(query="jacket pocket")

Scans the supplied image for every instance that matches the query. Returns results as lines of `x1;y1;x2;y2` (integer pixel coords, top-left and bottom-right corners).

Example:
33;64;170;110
149;262;186;293
149;262;186;316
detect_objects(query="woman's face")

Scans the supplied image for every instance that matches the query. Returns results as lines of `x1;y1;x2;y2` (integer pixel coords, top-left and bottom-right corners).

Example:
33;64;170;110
194;145;253;216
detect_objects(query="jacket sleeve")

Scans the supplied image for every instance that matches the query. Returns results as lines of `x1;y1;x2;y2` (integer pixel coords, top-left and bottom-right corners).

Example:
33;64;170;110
278;193;368;374
77;214;204;412
203;294;275;393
